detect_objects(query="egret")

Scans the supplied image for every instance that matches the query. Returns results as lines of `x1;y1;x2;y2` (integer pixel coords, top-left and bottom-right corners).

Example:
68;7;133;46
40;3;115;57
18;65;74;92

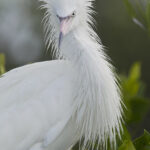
0;0;123;150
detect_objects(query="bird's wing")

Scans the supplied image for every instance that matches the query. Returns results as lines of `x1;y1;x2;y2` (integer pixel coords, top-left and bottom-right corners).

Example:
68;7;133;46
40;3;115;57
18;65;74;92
0;60;72;112
43;116;80;150
30;116;71;150
0;60;75;150
43;115;70;148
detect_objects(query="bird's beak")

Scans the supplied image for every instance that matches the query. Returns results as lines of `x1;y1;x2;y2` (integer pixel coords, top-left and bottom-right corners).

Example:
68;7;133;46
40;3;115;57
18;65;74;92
59;17;70;48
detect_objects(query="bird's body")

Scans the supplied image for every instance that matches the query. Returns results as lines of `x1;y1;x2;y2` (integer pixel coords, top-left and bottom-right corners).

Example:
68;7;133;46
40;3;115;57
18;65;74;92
0;0;123;150
0;60;79;150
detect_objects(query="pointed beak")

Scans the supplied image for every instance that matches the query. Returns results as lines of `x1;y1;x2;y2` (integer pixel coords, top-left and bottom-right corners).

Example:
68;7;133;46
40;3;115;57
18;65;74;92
58;17;70;48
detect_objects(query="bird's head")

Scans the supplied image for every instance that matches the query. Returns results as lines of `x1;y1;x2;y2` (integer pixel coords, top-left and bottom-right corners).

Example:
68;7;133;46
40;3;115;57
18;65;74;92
52;0;81;48
40;0;94;50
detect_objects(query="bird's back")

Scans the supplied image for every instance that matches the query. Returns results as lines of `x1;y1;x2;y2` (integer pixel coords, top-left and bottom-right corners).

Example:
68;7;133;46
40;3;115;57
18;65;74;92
0;60;77;150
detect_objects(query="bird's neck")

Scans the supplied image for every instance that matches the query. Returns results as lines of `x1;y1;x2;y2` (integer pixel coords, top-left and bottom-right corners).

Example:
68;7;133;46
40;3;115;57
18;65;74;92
61;27;103;138
60;27;100;95
60;27;122;146
61;26;100;70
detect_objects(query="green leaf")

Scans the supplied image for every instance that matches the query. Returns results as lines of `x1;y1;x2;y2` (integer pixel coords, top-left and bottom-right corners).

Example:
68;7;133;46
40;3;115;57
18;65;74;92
129;62;141;81
134;130;150;150
146;1;150;33
121;62;142;100
123;0;137;18
122;125;132;140
0;53;6;75
120;62;150;124
118;140;136;150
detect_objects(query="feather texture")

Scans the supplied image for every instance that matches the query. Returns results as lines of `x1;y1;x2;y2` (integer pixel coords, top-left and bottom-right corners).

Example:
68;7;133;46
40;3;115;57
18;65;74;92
39;0;123;149
0;61;79;150
0;0;123;149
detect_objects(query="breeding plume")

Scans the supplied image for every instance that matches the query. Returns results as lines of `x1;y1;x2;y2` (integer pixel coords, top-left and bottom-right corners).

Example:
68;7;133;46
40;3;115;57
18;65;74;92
0;0;123;150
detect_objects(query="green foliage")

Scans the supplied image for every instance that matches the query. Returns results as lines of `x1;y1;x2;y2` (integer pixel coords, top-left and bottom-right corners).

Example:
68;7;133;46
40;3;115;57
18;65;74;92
123;0;137;18
134;130;150;150
118;140;136;150
117;130;150;150
107;62;150;150
0;53;6;75
123;0;150;36
120;62;150;124
118;62;150;150
146;1;150;33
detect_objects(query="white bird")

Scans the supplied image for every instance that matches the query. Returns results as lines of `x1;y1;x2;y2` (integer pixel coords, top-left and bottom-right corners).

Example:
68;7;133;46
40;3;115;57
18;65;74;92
0;0;123;150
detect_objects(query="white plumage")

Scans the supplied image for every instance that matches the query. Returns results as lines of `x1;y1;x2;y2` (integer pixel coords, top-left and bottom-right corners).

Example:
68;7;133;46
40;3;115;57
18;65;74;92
0;0;123;150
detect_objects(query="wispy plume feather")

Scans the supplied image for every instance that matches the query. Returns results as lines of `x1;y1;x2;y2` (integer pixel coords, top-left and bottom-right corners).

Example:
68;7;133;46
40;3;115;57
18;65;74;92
39;0;123;149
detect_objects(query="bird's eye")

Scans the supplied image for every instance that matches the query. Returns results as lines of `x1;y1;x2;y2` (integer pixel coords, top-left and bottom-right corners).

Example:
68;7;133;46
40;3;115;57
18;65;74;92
71;11;76;17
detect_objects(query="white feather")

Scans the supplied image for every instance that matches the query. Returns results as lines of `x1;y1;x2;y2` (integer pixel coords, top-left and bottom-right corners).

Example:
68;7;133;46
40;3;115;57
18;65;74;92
0;0;123;149
0;61;79;150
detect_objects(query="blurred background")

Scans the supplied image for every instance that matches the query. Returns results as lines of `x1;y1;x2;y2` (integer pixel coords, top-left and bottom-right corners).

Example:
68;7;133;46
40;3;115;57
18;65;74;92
0;0;150;149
